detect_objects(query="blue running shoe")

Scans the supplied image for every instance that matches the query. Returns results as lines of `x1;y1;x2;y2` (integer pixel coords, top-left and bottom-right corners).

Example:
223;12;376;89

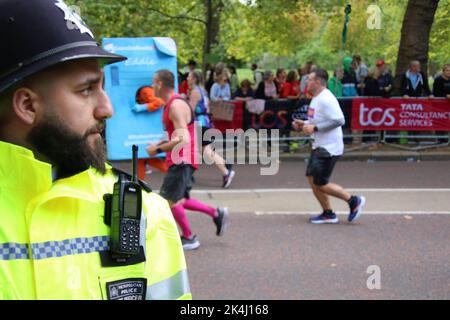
348;196;366;222
309;212;339;224
222;170;235;189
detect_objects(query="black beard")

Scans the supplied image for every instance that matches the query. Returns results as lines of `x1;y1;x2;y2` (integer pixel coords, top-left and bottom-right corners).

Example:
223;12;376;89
27;112;107;179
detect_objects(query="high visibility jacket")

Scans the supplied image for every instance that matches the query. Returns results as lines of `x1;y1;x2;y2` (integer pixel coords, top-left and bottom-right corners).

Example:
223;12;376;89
0;141;192;300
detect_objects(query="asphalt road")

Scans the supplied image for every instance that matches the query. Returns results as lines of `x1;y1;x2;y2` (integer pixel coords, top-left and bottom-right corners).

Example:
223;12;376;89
113;160;450;300
115;159;450;190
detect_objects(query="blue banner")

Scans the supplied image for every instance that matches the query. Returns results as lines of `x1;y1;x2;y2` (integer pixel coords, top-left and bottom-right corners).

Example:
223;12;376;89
102;37;178;160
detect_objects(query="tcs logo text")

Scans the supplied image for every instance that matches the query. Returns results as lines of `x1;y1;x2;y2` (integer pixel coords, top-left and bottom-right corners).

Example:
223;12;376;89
359;103;396;127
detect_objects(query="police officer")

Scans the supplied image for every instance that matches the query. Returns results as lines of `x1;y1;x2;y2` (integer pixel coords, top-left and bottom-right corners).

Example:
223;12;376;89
0;0;191;299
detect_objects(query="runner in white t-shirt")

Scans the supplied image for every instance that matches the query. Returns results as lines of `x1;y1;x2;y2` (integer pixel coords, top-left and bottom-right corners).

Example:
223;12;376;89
307;87;345;156
292;69;366;224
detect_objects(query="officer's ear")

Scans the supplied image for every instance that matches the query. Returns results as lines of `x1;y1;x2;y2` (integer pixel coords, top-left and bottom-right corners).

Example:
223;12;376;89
11;87;41;125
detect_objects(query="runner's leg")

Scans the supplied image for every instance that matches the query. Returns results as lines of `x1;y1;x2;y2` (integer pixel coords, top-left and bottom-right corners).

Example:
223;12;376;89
171;202;193;239
183;198;218;218
203;144;228;176
308;176;332;211
319;183;352;202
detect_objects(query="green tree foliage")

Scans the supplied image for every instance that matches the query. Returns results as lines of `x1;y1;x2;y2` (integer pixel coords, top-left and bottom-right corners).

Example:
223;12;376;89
66;0;448;72
320;1;407;68
429;0;450;73
65;0;206;64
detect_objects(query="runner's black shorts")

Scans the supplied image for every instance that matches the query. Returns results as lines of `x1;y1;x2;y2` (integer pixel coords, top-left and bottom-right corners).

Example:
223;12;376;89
160;164;195;204
305;147;340;186
201;126;214;147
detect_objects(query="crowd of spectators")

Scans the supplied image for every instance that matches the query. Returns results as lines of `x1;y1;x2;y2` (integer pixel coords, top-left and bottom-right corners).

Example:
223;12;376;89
176;58;449;147
178;57;450;103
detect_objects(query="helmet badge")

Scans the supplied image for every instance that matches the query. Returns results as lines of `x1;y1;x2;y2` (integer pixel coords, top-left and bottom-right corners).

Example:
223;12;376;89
55;0;94;39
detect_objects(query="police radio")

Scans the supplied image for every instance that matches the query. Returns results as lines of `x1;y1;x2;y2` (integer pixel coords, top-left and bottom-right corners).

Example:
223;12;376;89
108;145;142;257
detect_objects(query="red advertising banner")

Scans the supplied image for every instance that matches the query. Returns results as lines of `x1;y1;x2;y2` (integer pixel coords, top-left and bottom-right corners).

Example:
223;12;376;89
351;98;450;131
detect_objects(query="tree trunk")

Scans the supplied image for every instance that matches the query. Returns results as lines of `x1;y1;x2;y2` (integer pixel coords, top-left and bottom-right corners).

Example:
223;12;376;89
393;0;439;95
202;0;223;77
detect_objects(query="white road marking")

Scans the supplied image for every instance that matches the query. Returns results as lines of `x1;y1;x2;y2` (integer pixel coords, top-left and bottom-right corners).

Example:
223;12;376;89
254;211;450;215
152;188;450;215
186;188;450;194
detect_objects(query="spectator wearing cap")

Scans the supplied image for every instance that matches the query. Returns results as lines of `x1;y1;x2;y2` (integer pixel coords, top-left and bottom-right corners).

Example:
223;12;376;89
376;59;393;98
255;70;279;100
400;60;433;98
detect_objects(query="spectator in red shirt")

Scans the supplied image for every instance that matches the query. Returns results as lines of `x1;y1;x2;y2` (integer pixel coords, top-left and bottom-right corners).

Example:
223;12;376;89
280;70;301;99
274;68;287;95
178;79;190;96
178;60;197;96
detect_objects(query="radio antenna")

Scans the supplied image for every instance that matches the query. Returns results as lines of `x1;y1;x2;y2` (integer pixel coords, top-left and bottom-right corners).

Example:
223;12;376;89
132;145;138;183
